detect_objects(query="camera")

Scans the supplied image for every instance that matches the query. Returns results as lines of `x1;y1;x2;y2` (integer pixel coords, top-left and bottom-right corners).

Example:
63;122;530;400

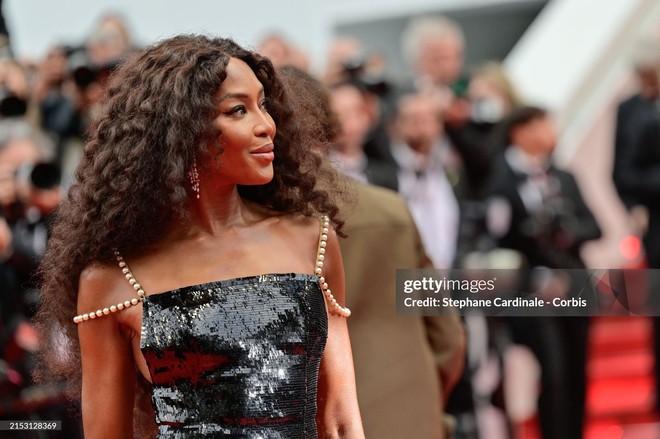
15;162;61;190
0;87;27;118
341;56;391;97
64;45;117;89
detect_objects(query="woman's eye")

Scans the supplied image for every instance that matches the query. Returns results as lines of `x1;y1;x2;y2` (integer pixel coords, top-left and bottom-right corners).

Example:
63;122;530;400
259;98;269;110
227;105;247;115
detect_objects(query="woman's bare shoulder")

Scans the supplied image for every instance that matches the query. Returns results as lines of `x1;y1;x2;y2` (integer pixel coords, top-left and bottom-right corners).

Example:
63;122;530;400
77;260;132;313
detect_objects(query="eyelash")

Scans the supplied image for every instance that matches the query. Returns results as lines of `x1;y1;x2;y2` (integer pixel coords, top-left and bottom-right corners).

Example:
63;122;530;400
225;99;269;116
227;105;247;115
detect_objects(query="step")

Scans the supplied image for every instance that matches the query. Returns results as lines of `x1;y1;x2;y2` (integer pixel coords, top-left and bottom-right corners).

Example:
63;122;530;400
589;317;652;355
586;377;656;418
586;417;660;439
588;350;654;381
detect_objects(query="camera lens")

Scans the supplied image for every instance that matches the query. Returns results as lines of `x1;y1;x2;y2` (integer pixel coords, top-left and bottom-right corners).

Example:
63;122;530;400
29;163;61;190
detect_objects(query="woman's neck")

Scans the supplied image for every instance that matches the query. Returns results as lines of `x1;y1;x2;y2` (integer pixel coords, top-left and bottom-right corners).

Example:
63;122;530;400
172;184;255;239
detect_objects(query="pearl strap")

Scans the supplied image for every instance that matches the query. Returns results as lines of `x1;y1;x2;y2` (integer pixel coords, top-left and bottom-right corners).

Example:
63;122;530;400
316;215;351;318
73;251;145;324
74;217;351;323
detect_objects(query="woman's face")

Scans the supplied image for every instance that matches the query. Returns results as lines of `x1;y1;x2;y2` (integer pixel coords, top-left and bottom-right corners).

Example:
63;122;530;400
210;57;277;187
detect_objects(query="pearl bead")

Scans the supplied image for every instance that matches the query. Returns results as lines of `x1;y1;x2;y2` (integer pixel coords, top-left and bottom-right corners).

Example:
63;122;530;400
320;248;326;255
320;241;327;248
89;313;96;319
129;278;137;285
316;261;323;268
133;283;141;290
83;314;89;320
125;273;132;280
122;267;129;274
322;227;329;234
322;282;329;289
102;308;110;315
137;289;145;297
110;305;117;312
117;303;124;310
315;268;322;275
318;254;325;261
319;276;325;283
131;298;139;305
321;234;328;241
96;310;103;317
124;301;132;308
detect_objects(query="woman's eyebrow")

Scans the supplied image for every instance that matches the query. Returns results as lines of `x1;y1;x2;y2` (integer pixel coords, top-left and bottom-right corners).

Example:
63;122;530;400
218;87;265;102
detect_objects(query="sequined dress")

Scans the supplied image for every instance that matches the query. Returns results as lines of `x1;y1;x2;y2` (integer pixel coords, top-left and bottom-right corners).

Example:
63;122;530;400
140;273;328;438
72;216;350;437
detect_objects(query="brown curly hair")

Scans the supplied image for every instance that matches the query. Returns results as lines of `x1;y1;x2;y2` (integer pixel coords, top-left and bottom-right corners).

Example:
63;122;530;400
34;34;345;419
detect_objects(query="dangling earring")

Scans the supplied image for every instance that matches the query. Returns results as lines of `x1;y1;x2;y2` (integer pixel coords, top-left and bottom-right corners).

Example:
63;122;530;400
188;158;200;199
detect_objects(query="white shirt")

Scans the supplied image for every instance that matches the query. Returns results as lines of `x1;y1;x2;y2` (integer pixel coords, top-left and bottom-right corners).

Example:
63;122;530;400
391;139;460;268
504;147;556;214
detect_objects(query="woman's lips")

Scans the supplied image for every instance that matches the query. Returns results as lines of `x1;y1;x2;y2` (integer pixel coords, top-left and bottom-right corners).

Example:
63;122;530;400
250;144;274;162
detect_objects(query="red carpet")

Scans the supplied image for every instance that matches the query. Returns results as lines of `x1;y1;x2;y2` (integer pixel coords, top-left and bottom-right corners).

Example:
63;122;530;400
585;317;660;438
517;316;660;439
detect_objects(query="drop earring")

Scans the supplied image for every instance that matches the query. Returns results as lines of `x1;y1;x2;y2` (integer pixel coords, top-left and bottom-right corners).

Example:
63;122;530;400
188;158;200;199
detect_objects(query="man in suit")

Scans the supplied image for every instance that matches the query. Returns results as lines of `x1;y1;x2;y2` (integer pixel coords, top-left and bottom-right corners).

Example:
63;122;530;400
484;106;601;439
618;101;660;405
390;92;464;269
613;40;660;210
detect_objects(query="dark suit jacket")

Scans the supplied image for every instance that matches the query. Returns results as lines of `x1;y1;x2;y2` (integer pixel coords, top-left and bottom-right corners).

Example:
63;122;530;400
620;112;660;266
339;180;465;439
485;152;601;269
613;94;658;209
364;158;399;192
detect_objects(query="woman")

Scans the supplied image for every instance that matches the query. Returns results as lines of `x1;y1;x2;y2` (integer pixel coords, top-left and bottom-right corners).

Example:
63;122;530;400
35;35;364;438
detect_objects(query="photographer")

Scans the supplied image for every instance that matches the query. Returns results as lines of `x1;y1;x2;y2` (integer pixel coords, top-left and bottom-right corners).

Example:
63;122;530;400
0;120;60;307
0;119;72;436
483;106;601;439
34;13;136;181
444;62;525;197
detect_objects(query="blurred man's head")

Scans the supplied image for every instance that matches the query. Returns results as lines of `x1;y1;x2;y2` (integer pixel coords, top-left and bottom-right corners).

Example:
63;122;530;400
86;13;133;67
505;106;556;158
329;81;372;156
393;93;443;155
402;15;465;87
630;38;660;99
257;33;310;72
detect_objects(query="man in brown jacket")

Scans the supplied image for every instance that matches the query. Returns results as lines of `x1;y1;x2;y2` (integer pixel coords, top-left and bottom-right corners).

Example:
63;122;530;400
340;179;466;439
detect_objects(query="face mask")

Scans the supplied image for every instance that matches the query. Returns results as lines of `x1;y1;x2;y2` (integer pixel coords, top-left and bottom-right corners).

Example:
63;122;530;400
470;98;505;124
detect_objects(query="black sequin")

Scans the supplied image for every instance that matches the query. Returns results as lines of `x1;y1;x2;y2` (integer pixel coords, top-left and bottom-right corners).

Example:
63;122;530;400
140;273;328;438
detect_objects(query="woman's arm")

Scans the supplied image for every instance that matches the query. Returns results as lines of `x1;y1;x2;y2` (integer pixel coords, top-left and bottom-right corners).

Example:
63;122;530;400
316;228;365;439
78;263;137;439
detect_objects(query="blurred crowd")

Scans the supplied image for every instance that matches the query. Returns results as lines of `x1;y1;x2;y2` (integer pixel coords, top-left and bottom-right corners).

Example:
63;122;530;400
0;3;659;439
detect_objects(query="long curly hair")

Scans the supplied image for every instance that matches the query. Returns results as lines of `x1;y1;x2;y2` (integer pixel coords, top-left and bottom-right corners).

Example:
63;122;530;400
34;34;345;426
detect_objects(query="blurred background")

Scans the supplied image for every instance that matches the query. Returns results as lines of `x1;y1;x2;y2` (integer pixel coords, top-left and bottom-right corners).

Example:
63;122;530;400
1;0;660;438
